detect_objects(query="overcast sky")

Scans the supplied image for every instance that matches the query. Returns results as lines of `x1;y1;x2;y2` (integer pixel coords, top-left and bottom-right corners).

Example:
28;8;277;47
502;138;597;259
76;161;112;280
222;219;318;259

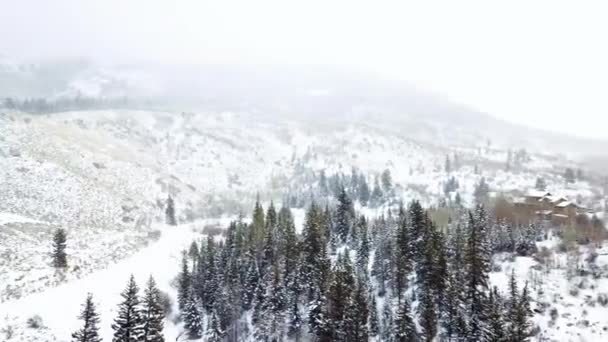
1;0;607;139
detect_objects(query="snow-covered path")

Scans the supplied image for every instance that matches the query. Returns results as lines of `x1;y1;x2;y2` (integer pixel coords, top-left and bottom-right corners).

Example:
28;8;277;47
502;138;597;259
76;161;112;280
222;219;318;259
0;222;208;342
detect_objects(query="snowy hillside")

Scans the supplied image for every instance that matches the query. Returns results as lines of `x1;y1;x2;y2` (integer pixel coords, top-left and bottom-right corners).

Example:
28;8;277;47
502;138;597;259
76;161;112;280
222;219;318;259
1;109;604;298
1;108;607;341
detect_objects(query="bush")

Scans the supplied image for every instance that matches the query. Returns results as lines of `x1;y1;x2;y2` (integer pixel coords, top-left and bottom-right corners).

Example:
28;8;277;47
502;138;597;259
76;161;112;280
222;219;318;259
148;229;162;241
550;308;559;322
577;279;589;290
1;325;14;339
598;294;608;307
534;247;553;266
26;315;43;329
569;287;580;297
586;251;599;264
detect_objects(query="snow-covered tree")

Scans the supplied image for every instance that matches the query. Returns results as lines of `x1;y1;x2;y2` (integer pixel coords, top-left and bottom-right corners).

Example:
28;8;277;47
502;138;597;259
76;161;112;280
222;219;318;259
141;276;165;342
165;195;177;226
72;294;102;342
112;275;143;342
52;228;68;268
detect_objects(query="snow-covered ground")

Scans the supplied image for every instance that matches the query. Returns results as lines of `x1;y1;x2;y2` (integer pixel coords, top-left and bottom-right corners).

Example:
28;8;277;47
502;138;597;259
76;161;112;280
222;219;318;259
489;235;608;342
0;220;219;341
0;213;44;226
1;109;607;341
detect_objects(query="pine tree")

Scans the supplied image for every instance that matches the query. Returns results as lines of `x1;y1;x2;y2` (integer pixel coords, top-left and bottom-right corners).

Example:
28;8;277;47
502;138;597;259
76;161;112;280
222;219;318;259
394;204;413;302
443;269;467;340
417;217;440;341
252;196;266;245
507;270;519;335
408;200;425;252
346;278;370;342
287;295;303;342
464;206;491;341
418;289;437;341
369;293;380;338
211;288;232;342
256;262;287;341
241;255;258;310
204;310;224;342
308;291;330;341
356;216;371;274
511;282;532;342
371;177;384;207
203;236;218;313
394;298;418;342
72;294;102;342
165;195;177;226
336;187;354;243
372;232;391;297
112;275;143;342
381;300;394;341
381;169;393;193
301;202;329;301
359;174;370;206
141;276;165;342
188;241;199;270
319;170;329;196
260;204;277;278
474;178;490;204
444;223;467;342
52;228;68;268
177;254;190;311
455;192;463;206
281;206;300;300
326;253;355;340
487;287;506;342
183;290;203;340
350;166;361;198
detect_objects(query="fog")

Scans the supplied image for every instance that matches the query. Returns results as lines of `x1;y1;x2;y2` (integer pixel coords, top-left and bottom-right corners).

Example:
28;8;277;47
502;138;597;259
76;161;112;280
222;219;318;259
1;0;607;140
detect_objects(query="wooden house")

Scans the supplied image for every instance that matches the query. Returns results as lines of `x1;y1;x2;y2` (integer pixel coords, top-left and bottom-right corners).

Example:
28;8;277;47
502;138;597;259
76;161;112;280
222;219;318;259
524;190;552;205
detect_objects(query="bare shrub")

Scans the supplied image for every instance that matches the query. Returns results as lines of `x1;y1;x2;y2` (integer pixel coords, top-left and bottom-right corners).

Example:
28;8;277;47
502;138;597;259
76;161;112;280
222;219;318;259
534;247;553;266
148;229;162;241
598;293;608;307
1;325;14;339
26;315;43;329
550;308;559;322
569;287;580;297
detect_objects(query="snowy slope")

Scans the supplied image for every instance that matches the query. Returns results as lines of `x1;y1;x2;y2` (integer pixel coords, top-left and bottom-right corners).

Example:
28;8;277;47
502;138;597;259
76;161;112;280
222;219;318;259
1;109;603;300
1;108;607;341
0;220;222;342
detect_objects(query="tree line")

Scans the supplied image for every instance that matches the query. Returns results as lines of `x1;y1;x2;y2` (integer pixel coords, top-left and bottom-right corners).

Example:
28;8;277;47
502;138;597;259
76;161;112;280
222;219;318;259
174;189;534;342
2;96;130;114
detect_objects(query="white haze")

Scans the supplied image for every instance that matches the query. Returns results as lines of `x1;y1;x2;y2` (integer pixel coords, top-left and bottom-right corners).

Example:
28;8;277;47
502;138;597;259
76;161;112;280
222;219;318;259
1;0;607;140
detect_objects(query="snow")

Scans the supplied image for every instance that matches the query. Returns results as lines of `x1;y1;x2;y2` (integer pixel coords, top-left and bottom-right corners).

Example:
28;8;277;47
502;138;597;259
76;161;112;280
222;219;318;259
2;109;607;341
0;222;204;342
527;190;551;198
489;238;608;342
0;212;44;226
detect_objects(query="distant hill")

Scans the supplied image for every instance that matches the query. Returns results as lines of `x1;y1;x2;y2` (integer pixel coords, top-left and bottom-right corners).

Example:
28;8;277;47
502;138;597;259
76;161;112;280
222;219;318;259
2;58;606;159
